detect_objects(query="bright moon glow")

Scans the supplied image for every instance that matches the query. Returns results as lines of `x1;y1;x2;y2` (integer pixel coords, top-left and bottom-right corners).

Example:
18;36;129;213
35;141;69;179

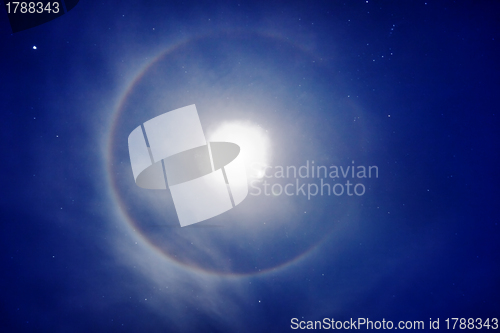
208;121;271;179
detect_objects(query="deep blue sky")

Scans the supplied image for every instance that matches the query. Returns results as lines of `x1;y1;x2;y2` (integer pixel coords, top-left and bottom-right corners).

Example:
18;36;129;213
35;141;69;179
1;1;499;332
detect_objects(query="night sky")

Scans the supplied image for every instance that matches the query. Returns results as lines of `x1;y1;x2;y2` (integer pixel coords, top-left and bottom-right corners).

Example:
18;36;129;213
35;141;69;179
1;1;499;332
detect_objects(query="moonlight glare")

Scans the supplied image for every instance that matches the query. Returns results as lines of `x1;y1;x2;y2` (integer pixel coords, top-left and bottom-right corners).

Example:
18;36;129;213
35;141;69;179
207;121;271;179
